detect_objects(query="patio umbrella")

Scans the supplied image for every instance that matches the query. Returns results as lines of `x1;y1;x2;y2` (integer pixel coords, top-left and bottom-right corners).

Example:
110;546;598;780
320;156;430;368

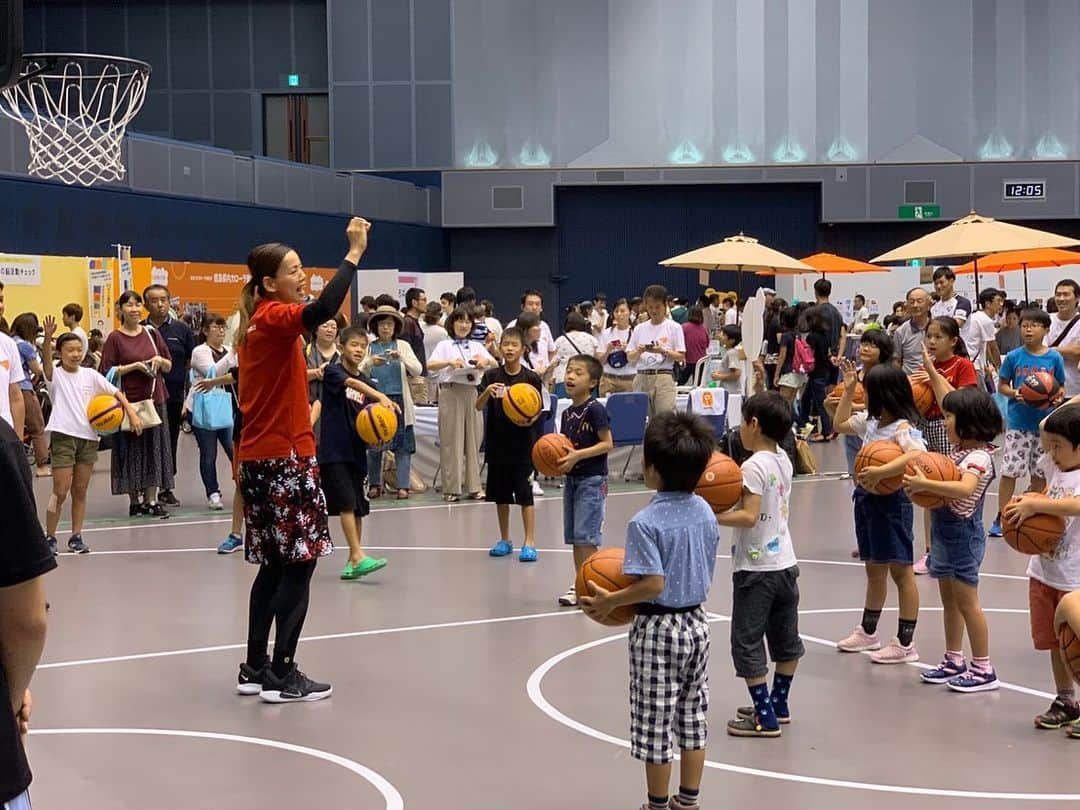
755;252;885;276
953;247;1080;303
660;233;815;295
871;211;1080;296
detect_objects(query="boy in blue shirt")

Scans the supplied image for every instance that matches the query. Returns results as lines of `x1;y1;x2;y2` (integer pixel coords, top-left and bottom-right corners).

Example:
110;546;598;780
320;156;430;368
991;308;1067;536
555;355;613;605
581;412;718;810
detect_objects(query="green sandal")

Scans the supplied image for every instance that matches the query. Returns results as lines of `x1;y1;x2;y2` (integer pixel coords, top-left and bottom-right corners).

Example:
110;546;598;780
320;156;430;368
354;557;388;577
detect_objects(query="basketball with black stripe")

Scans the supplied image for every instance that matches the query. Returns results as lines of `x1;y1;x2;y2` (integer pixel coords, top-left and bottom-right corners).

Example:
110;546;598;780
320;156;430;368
86;394;124;434
355;403;398;446
502;382;543;426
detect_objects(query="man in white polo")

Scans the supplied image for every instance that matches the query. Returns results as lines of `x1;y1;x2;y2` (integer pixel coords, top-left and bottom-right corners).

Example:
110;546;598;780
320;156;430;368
628;284;685;417
1047;279;1080;397
965;287;1003;381
931;266;972;328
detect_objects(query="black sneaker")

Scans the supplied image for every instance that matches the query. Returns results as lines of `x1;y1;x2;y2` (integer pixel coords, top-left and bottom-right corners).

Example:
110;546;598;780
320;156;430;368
158;490;181;507
129;502;148;517
237;661;267;696
67;534;90;554
46;535;58;556
259;666;333;703
146;503;171;519
1035;698;1080;729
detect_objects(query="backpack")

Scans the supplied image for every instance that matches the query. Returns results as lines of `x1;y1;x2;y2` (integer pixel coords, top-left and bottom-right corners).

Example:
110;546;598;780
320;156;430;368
792;336;816;374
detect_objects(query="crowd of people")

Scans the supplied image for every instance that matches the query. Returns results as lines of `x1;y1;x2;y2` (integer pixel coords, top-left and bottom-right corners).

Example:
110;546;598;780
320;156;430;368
5;228;1080;809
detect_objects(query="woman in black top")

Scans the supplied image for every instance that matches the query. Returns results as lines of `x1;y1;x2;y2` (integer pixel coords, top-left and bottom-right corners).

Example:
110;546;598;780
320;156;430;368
800;305;835;441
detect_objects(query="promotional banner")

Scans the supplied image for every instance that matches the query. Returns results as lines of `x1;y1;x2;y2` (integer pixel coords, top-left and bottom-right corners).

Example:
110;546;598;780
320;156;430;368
88;258;115;335
118;245;133;293
0;254;42;286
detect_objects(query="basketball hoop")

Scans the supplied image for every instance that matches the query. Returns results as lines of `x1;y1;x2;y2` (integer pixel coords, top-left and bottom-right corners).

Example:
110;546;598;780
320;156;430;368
0;53;151;187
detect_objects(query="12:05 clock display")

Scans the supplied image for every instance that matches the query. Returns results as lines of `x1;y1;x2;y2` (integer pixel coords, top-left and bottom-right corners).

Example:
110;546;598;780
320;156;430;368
1003;180;1046;200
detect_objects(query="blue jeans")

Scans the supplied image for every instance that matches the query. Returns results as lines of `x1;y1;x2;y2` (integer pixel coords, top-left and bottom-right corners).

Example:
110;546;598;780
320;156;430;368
563;474;607;544
368;449;412;491
192;425;233;497
799;375;832;435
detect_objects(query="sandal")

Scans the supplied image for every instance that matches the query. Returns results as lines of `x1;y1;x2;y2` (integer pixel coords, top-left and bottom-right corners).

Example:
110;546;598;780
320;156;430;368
443;494;460;503
368;486;382;500
396;489;409;500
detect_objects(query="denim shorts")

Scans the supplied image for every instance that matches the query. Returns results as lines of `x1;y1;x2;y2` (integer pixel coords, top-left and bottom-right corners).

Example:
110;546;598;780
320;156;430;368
563;474;606;545
929;506;986;586
853;487;914;565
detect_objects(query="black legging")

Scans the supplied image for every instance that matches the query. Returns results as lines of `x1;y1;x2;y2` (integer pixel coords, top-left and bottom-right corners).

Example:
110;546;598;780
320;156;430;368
246;557;317;673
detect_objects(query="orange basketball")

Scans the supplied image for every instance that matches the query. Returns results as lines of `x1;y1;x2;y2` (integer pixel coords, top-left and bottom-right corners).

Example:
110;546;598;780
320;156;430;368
1056;591;1080;684
86;393;123;434
531;432;574;477
1002;497;1066;555
905;452;961;510
829;381;865;407
354;403;398;446
911;380;935;417
502;382;543;426
853;439;905;495
576;547;640;626
694;452;743;514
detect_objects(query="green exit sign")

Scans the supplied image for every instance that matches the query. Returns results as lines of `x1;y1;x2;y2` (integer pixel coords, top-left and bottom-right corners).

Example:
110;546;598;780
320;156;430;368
287;74;300;87
898;204;941;220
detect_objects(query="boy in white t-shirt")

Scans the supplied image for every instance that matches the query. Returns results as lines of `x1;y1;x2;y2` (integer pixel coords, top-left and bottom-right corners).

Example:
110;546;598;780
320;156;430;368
709;325;743;395
715;392;804;738
627;284;686;417
62;302;89;360
1004;403;1080;735
41;317;141;555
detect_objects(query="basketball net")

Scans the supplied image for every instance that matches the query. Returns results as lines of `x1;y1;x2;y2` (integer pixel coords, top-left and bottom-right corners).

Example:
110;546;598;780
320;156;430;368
0;54;150;187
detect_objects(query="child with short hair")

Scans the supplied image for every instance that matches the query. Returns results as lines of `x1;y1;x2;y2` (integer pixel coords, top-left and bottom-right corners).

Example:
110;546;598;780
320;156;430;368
310;326;395;580
833;362;927;663
715;392;804;738
478;327;544;562
992;308;1066;537
1004;403;1080;734
580;412;718;810
628;284;686;417
554;354;612;603
40;317;141;555
708;325;743;395
904;388;1002;691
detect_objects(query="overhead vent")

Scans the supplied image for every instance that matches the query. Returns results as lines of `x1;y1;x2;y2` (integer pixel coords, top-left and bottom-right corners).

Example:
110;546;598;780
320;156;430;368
491;186;524;209
904;180;936;203
596;170;626;183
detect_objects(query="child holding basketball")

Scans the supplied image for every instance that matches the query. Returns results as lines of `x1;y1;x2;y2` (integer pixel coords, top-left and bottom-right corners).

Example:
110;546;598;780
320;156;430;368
39;316;142;555
1004;403;1080;733
580;411;718;810
554;354;612;603
311;325;396;580
477;326;544;562
992;309;1067;538
714;392;804;737
903;388;1002;692
833;362;927;663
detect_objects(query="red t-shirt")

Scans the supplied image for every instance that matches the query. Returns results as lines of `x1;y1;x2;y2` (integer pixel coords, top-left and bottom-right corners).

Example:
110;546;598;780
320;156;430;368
925;355;978;420
236;300;316;461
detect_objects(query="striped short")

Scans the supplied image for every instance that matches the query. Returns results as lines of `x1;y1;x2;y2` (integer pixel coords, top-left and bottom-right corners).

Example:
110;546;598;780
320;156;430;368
629;608;711;764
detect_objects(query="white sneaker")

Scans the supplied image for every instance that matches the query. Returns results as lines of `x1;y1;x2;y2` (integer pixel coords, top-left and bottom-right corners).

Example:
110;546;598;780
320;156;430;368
531;480;544;496
557;587;578;606
208;492;224;511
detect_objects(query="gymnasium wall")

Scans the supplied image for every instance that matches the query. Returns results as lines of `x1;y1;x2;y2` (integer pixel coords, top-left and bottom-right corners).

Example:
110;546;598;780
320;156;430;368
23;0;329;155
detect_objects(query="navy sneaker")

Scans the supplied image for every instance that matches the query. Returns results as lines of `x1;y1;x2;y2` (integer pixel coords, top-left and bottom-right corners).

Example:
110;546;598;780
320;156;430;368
989;516;1003;538
67;535;90;554
217;533;243;554
46;535;58;556
921;658;967;684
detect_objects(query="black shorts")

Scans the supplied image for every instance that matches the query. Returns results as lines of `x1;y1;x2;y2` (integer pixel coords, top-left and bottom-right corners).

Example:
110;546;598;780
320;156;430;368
320;462;371;518
730;567;804;679
485;462;535;506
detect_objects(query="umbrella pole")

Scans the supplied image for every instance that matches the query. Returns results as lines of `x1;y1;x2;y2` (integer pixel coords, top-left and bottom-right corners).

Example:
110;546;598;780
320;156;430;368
1023;264;1029;303
973;256;981;298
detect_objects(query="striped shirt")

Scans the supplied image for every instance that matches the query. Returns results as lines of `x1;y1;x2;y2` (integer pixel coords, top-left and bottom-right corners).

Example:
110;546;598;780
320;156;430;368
947;447;995;518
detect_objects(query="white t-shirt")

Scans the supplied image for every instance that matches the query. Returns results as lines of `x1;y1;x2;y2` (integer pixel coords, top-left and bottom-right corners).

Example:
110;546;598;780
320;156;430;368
847;413;926;452
421;321;449;367
627;319;685;371
598;325;636;376
506;317;555;359
1046;312;1080;396
552;331;599;384
853;306;870;327
46;365;119;441
1027;454;1080;591
427;338;493;385
724;307;738;326
732;450;797;572
0;332;26;429
706;345;743;395
71;325;89;359
965;310;997;367
589;308;607;335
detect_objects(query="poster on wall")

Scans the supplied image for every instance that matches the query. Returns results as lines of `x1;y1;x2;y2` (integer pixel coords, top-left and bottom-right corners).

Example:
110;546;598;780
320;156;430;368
88;258;114;336
118;245;133;293
0;254;42;286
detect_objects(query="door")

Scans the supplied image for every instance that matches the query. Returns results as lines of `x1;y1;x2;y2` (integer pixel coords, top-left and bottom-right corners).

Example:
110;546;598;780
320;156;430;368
263;94;330;166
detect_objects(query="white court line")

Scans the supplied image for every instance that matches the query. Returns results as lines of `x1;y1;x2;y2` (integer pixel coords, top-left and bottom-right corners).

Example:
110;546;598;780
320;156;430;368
527;617;1070;801
38;609;578;670
30;728;403;810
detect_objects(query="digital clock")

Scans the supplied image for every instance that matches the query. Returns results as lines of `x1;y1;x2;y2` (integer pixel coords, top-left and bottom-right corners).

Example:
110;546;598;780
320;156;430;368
1003;180;1046;200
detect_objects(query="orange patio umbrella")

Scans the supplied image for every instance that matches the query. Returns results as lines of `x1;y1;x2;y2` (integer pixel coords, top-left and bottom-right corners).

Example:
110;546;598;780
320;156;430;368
755;252;884;276
953;247;1080;302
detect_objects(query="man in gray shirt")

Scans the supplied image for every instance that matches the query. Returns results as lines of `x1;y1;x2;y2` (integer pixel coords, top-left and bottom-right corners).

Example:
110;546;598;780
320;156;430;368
893;287;932;373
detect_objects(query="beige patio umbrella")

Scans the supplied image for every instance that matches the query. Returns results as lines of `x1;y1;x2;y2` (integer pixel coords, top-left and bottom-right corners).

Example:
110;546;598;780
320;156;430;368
660;233;815;294
871;211;1080;295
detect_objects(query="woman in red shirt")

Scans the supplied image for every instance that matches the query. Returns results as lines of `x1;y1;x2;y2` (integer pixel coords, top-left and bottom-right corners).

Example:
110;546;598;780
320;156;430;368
233;217;370;704
680;306;710;384
913;316;978;574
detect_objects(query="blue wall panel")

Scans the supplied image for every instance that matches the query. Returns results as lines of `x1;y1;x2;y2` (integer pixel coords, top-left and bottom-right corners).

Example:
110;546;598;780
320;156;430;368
0;176;448;272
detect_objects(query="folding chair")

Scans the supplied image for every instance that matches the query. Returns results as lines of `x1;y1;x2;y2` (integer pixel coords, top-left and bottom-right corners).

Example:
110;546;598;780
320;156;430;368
605;392;649;479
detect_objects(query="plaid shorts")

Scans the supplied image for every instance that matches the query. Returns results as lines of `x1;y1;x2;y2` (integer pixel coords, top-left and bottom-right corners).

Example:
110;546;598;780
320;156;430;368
917;416;952;454
629;607;710;764
1002;429;1044;480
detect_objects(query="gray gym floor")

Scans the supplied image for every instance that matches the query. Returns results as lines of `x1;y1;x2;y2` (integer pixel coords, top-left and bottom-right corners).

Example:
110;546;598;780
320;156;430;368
21;438;1080;808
